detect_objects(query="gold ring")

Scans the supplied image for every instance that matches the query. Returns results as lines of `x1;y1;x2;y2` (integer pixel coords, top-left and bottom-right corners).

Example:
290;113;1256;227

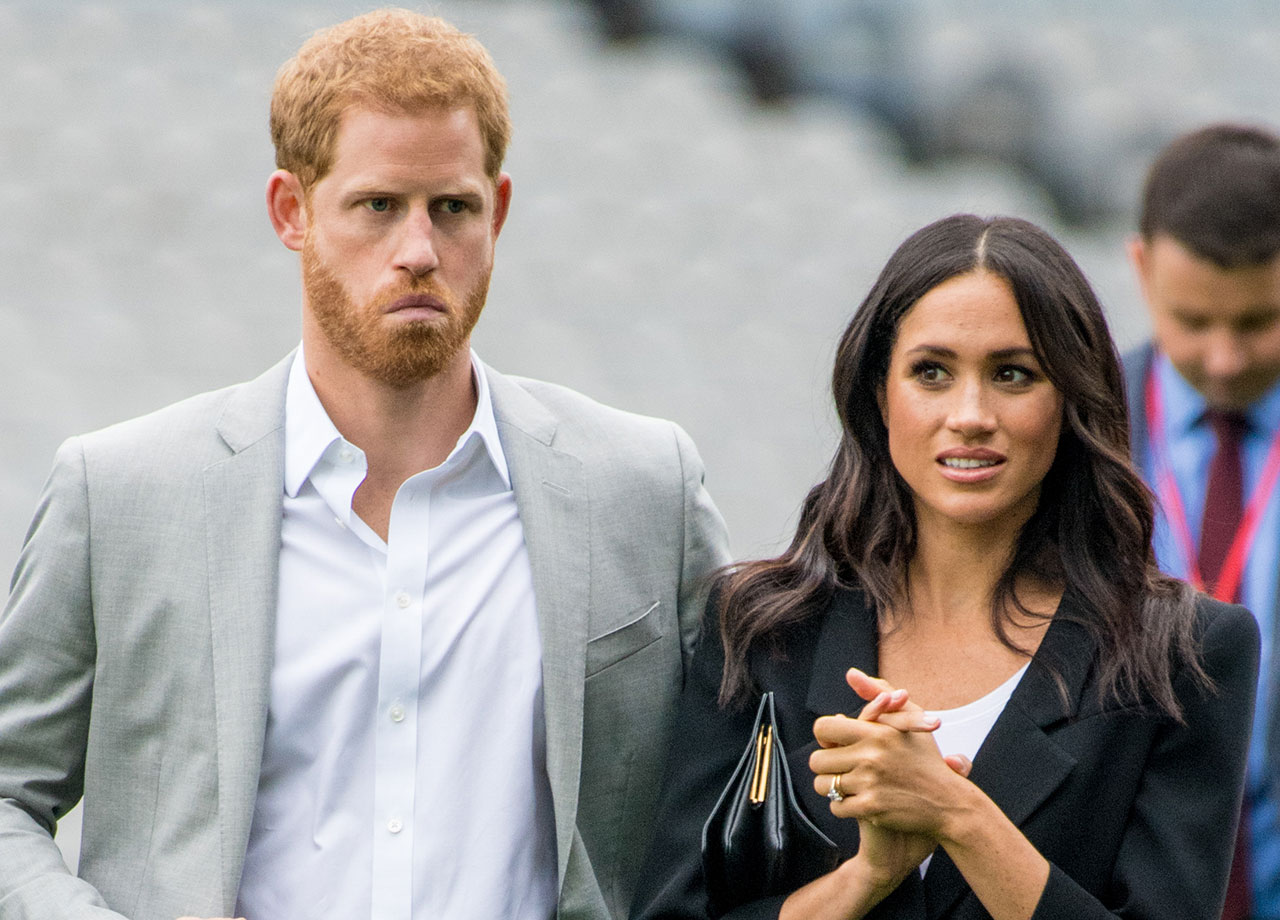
827;773;845;803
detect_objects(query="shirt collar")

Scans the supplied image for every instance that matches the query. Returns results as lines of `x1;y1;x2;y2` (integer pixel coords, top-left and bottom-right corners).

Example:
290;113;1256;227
283;347;511;499
1155;349;1280;437
1250;371;1280;437
1154;350;1208;437
468;354;512;489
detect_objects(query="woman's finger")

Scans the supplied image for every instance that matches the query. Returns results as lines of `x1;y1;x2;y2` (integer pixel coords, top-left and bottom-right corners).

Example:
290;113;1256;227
813;770;848;803
872;707;941;733
846;667;895;702
858;689;907;722
813;713;880;749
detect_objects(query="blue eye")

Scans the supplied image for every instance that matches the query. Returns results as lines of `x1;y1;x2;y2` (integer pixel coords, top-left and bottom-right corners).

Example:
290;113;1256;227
366;198;392;213
439;199;466;214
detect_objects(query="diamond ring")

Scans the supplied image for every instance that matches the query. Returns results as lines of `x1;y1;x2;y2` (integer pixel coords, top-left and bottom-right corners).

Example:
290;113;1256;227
827;774;845;802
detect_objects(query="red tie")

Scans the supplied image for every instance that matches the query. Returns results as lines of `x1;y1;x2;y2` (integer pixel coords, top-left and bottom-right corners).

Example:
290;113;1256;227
1200;410;1247;599
1202;410;1250;920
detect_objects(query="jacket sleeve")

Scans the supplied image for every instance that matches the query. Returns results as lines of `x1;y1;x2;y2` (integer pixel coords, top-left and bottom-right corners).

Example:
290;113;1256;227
630;591;795;920
672;422;732;673
0;438;128;919
1030;600;1260;920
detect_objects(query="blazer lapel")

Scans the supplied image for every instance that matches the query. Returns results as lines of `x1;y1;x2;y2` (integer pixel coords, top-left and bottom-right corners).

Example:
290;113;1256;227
796;591;886;854
488;368;590;892
1268;591;1280;785
922;596;1092;918
206;355;290;907
1123;343;1156;472
799;591;929;916
805;588;880;718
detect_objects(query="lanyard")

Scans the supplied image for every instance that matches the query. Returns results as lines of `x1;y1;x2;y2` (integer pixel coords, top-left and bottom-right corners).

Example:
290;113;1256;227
1145;364;1280;602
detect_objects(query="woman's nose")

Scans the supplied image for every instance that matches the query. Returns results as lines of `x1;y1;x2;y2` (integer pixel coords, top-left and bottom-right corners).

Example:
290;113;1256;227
945;380;997;434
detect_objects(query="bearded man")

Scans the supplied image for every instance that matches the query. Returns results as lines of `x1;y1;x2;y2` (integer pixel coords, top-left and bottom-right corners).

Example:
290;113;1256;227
0;11;729;920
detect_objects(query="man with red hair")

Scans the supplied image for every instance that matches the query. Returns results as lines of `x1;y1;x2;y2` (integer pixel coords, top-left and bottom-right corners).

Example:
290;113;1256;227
0;11;729;920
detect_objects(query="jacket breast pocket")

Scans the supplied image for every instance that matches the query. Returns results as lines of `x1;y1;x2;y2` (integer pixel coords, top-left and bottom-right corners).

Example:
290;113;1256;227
584;601;663;678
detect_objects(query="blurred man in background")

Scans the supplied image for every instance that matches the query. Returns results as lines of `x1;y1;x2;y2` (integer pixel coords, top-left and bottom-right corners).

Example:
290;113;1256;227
0;10;728;920
1125;122;1280;920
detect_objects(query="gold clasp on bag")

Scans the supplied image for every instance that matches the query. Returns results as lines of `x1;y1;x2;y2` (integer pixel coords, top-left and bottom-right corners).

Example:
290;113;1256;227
748;725;772;804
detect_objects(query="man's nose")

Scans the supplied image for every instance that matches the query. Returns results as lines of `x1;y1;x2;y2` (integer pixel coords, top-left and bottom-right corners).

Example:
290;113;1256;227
394;211;440;276
1203;330;1247;380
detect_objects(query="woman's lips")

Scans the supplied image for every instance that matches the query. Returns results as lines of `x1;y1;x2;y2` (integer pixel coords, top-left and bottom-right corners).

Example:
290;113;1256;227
936;448;1006;482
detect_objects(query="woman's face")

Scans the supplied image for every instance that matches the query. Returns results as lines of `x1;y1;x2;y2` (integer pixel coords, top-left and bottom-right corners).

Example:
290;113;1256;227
880;270;1064;536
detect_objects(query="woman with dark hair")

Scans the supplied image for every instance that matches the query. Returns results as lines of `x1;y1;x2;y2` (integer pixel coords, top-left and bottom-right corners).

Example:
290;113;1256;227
631;214;1258;919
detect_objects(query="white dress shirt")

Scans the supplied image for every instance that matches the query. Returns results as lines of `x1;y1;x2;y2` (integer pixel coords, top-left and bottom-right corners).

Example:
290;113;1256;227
236;350;557;919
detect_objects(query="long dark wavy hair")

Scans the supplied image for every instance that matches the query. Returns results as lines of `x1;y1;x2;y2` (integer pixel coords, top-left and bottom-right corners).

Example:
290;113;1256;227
718;214;1206;720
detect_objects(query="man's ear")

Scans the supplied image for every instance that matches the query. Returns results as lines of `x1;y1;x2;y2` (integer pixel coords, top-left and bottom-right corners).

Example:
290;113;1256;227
266;170;308;252
491;172;513;239
1127;235;1151;300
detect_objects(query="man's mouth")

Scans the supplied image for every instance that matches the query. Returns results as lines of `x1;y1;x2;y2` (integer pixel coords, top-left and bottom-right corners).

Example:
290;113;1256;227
387;293;446;313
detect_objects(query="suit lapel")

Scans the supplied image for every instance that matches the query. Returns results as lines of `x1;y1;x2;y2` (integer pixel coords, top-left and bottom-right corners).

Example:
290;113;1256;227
805;588;880;719
1269;590;1280;787
488;368;590;891
205;355;290;907
923;595;1091;918
1123;343;1156;473
800;589;929;887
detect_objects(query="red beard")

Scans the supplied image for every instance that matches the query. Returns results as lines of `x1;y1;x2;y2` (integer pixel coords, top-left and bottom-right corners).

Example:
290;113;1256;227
302;239;488;388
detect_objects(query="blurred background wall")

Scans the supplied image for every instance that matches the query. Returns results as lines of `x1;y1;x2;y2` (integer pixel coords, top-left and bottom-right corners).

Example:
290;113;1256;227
3;0;1279;870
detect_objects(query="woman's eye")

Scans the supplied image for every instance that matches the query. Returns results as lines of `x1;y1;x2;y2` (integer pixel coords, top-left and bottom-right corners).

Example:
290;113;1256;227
365;198;392;213
912;361;948;384
996;365;1035;384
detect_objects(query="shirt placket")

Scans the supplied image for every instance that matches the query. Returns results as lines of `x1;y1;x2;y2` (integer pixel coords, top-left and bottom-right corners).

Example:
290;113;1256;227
371;480;431;919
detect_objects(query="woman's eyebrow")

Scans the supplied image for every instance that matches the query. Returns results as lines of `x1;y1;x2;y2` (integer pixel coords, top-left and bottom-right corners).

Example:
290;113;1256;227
903;345;1037;360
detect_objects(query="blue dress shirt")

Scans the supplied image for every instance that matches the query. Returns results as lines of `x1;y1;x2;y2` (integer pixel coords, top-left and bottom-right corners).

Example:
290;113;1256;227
1144;352;1280;916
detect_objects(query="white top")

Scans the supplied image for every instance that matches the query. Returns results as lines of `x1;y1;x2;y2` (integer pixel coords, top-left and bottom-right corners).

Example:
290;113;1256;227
917;662;1030;877
236;350;557;920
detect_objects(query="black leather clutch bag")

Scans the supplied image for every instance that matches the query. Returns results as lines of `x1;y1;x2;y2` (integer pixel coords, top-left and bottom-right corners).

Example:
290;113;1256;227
700;691;842;915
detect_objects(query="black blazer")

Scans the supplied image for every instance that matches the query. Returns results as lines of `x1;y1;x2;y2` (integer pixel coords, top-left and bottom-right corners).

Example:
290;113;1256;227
631;586;1259;920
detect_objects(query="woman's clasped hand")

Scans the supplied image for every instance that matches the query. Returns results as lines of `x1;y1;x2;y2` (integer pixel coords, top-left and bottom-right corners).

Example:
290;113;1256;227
813;670;970;895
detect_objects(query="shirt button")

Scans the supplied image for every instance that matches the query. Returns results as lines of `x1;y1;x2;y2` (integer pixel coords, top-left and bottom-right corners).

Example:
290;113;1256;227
387;818;403;834
390;704;406;723
395;592;411;609
339;447;354;463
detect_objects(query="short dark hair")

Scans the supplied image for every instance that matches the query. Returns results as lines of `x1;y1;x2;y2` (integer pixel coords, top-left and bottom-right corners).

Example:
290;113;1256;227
1139;122;1280;268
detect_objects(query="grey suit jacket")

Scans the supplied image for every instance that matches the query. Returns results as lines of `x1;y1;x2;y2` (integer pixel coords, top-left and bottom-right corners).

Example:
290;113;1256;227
0;354;731;920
